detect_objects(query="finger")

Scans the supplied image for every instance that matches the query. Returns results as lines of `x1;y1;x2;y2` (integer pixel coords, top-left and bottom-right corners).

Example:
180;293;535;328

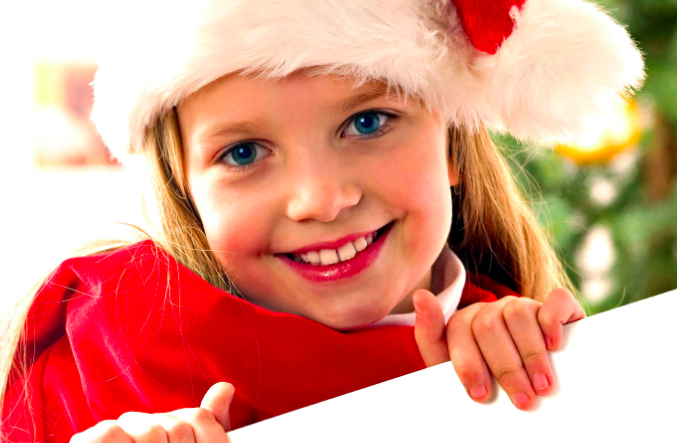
71;420;134;443
119;413;196;443
445;303;493;403
165;383;234;443
472;297;537;410
200;382;235;431
150;414;196;443
413;289;449;367
117;412;169;443
169;408;229;443
503;298;554;396
538;288;586;351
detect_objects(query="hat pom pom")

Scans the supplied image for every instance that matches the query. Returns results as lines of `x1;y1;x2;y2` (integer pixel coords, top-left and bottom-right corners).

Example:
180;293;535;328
471;0;645;145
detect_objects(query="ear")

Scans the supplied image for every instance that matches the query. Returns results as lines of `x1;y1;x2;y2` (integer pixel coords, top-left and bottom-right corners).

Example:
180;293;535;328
448;160;460;187
445;129;460;187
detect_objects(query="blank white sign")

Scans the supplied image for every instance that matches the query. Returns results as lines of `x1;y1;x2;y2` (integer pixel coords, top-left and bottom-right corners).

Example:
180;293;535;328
229;290;677;442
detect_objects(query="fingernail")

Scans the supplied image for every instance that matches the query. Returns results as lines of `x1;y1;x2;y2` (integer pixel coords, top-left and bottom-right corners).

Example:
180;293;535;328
533;373;549;391
469;385;487;399
545;336;554;349
512;392;530;409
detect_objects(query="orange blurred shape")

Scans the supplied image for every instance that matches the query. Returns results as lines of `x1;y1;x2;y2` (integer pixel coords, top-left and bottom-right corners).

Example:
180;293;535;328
555;101;643;165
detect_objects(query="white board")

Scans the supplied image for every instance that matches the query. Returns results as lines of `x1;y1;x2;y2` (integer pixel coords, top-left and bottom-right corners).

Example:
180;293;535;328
229;290;677;442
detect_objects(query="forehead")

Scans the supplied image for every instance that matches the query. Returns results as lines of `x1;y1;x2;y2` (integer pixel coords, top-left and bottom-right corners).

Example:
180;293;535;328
178;71;410;116
176;71;419;147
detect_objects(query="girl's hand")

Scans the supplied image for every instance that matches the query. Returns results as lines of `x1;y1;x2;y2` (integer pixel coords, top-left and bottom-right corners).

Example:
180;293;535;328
413;288;585;410
70;382;235;443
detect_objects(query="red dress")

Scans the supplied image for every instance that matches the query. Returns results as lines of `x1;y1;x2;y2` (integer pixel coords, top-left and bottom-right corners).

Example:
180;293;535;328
1;241;517;442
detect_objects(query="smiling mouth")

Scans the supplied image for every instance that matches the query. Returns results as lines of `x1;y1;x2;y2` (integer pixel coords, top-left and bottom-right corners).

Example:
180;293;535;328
281;222;393;266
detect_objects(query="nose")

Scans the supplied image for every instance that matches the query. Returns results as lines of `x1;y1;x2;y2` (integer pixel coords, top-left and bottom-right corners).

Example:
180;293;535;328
285;160;362;223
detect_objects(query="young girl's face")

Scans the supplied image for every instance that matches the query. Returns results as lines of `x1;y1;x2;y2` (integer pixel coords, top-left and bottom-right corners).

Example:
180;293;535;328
178;71;458;330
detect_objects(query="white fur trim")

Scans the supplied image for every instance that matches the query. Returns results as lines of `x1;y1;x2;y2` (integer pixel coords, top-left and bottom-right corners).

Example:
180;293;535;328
90;0;645;161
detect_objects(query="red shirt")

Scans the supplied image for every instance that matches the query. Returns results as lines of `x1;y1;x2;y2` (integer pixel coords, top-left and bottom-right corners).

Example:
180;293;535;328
2;241;517;442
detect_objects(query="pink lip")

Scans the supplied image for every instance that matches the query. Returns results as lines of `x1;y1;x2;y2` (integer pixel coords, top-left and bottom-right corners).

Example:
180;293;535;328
284;226;384;255
278;222;393;282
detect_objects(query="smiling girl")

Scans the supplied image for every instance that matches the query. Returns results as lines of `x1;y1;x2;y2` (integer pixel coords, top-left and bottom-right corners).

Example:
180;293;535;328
179;74;457;330
1;0;643;441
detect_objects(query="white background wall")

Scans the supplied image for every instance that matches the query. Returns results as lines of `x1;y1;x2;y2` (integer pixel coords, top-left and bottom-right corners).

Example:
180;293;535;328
0;1;145;317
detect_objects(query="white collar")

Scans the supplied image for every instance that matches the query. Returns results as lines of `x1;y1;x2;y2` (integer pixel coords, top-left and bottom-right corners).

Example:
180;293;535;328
370;245;466;327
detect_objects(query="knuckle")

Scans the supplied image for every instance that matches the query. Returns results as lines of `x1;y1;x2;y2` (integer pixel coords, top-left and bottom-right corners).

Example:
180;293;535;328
445;320;468;342
503;299;530;320
143;424;167;442
521;350;548;367
188;407;216;427
471;311;499;337
538;310;556;328
494;366;523;385
446;314;466;331
96;423;129;443
452;361;484;386
547;288;571;305
166;420;194;441
449;304;482;328
553;287;572;298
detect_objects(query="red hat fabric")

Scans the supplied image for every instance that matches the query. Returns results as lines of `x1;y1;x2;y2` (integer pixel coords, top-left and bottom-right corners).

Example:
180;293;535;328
452;0;528;54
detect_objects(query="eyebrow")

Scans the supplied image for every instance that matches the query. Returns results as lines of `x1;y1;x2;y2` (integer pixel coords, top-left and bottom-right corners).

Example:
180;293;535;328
193;84;392;145
194;118;271;145
324;84;391;116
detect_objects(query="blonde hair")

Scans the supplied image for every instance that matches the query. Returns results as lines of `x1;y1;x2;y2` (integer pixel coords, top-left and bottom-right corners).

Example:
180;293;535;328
1;104;576;424
447;125;574;299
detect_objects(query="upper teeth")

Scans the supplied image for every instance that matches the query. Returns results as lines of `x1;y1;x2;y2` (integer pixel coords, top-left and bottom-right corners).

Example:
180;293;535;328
297;232;376;266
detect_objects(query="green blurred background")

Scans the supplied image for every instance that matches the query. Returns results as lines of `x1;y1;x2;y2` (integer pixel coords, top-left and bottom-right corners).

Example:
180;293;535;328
493;0;677;315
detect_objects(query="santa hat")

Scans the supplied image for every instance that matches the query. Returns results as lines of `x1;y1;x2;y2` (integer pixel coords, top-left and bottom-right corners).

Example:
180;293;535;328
90;0;645;161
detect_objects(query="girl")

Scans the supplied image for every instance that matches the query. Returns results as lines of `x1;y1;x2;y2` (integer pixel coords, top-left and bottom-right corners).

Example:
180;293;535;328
1;0;642;441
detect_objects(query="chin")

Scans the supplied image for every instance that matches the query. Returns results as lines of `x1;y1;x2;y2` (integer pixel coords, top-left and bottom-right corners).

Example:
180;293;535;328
312;304;391;331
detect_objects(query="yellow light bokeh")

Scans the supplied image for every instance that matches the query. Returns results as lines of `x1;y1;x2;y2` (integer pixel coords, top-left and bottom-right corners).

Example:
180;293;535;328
555;101;643;165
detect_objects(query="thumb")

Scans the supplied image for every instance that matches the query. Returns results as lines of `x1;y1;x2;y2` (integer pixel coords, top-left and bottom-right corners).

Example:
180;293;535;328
413;289;450;367
200;382;235;432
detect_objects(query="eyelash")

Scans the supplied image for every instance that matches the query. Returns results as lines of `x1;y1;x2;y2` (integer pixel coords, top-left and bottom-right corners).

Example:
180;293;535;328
216;110;398;172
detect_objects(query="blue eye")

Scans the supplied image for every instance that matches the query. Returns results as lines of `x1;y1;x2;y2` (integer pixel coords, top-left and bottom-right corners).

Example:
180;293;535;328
344;111;393;138
219;142;270;170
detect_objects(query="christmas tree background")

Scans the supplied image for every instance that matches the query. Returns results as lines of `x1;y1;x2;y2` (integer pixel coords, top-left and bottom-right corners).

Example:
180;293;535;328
493;0;677;315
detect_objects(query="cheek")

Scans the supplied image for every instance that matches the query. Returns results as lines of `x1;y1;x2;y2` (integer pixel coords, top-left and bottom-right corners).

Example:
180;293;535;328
379;138;452;218
377;135;453;254
191;177;271;263
404;165;453;251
